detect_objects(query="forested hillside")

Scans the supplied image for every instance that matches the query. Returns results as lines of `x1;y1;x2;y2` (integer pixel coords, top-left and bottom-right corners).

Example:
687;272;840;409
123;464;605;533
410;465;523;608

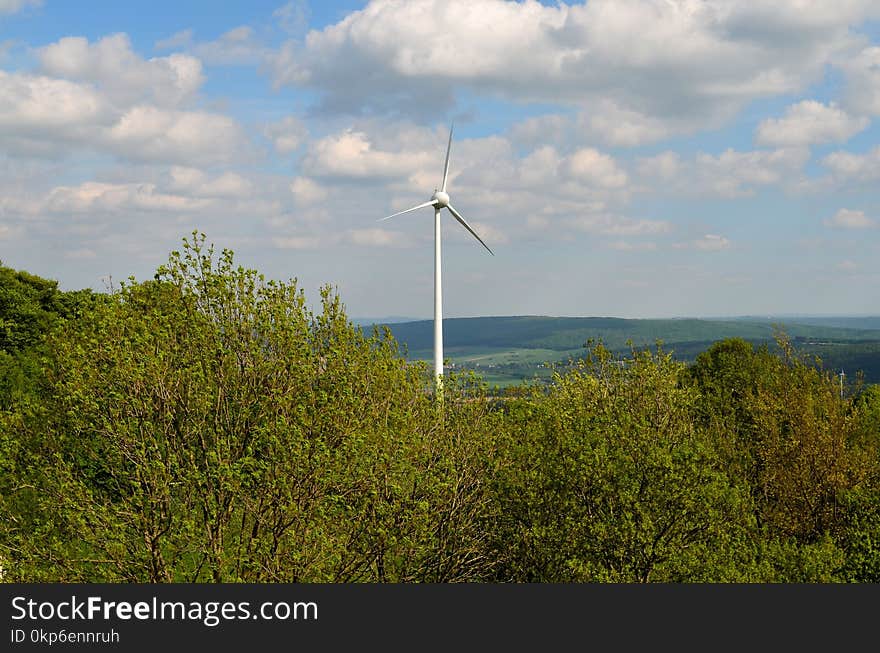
1;235;879;583
382;315;880;353
376;316;880;385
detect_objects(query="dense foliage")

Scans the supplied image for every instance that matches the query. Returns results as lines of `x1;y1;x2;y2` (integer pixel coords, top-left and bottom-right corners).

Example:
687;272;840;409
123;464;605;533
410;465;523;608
1;235;878;582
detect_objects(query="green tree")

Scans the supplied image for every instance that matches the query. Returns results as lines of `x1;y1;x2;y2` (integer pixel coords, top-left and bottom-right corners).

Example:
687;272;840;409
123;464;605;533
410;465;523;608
690;337;875;543
0;263;96;409
0;234;496;582
489;344;756;582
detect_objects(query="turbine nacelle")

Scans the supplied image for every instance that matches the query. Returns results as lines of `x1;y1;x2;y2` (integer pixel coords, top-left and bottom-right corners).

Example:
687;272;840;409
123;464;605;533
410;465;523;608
431;190;450;207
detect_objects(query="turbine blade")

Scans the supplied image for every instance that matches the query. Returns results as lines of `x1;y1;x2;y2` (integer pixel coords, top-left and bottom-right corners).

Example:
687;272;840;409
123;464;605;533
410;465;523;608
446;203;494;256
441;123;454;192
378;199;438;222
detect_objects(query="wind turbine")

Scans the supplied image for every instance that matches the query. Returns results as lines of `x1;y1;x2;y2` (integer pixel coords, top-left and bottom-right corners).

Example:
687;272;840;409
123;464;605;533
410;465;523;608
379;124;493;393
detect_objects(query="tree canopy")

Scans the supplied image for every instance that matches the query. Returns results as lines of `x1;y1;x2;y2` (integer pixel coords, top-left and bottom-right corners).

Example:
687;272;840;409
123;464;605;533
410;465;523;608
1;235;878;582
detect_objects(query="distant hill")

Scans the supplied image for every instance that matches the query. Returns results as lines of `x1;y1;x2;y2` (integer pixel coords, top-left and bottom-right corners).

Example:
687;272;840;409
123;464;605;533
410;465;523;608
379;315;880;354
717;316;880;331
373;315;880;385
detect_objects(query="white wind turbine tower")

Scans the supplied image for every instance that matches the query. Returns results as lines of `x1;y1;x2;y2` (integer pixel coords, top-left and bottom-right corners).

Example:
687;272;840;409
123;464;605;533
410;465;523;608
379;124;493;393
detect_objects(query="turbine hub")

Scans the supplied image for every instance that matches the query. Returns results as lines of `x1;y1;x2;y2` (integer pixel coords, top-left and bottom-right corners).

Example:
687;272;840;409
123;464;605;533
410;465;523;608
432;190;450;207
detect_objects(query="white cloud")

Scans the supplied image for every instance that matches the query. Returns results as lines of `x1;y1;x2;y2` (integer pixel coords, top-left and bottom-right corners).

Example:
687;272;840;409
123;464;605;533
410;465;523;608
840;46;880;116
569;214;670;237
511;143;628;190
264;115;307;154
510;104;679;150
271;0;878;128
0;0;40;15
672;234;731;251
0;71;108;132
508;114;572;148
0;60;246;166
693;234;731;251
165;166;253;198
755;100;868;146
0;223;22;239
837;259;858;272
824;208;875;229
274;1;310;36
303;129;434;179
39;34;204;107
289;123;651;251
105;106;248;165
65;248;97;260
580;100;673;147
155;29;194;51
345;228;408;247
272;235;321;250
156;26;270;66
636;146;810;198
637;151;681;182
565;148;628;188
191;26;269;66
823;146;880;182
694;147;810;197
290;176;327;205
608;240;657;251
45;181;211;214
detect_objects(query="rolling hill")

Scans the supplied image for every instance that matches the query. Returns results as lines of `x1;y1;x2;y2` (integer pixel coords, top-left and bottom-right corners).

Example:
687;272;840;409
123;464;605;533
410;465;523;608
365;315;880;386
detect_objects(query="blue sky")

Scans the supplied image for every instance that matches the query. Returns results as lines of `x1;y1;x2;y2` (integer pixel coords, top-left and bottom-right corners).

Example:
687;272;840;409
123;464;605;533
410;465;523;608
1;0;879;319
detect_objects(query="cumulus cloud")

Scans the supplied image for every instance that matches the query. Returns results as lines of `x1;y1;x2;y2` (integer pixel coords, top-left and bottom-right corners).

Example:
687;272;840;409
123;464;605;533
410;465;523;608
156;25;270;66
675;234;732;251
510;102;686;150
165;166;253;198
39;34;204;107
0;70;247;164
0;34;249;165
568;214;670;237
291;122;652;250
290;176;327;205
270;0;878;129
64;247;97;260
823;146;880;182
755;100;868;146
192;26;269;66
697;148;809;194
580;100;675;147
608;240;657;251
472;141;630;202
272;235;321;250
264;115;308;154
824;208;875;229
840;46;880;116
636;146;810;197
637;151;681;182
565;148;628;188
274;1;310;36
0;0;40;15
45;181;211;214
105;106;248;165
154;29;194;51
345;227;409;247
0;71;109;133
303;129;435;179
